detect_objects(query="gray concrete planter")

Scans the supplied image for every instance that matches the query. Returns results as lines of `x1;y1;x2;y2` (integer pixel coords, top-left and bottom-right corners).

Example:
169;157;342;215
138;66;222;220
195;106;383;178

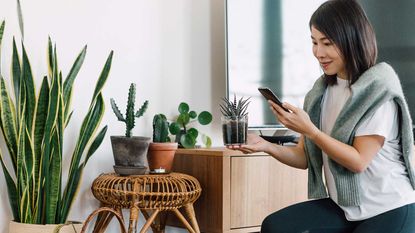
110;136;151;175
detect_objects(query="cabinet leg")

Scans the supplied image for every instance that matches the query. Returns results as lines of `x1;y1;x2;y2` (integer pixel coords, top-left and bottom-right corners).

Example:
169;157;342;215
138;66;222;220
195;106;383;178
184;204;200;233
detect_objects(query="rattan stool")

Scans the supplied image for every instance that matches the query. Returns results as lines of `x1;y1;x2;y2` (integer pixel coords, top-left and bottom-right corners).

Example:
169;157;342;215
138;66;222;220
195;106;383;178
90;172;201;233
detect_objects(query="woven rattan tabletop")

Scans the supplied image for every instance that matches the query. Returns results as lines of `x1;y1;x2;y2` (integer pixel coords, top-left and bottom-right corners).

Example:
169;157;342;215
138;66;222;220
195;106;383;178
91;172;201;210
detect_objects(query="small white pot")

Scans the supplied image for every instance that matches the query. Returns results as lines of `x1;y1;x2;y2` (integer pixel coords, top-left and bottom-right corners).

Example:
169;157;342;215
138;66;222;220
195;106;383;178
9;221;83;233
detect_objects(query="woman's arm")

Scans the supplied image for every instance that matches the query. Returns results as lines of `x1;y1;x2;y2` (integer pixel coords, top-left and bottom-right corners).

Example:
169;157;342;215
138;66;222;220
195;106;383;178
311;132;384;173
236;134;308;169
271;101;384;173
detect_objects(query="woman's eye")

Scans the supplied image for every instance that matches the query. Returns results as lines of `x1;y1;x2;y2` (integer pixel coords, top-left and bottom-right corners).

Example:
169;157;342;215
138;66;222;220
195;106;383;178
312;41;317;45
323;42;332;46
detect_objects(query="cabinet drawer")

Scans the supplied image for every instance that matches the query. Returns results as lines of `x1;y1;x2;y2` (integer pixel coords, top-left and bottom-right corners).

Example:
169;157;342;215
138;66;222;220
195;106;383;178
230;156;307;228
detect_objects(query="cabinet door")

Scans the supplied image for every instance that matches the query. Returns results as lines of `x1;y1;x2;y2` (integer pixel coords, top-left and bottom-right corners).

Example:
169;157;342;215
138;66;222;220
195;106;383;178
230;155;307;228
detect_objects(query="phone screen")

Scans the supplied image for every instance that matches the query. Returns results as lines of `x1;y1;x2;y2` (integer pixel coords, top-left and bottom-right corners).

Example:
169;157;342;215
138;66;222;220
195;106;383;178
258;87;290;112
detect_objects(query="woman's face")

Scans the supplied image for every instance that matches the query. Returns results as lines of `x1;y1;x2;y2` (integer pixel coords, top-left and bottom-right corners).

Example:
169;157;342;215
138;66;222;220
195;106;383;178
311;26;347;79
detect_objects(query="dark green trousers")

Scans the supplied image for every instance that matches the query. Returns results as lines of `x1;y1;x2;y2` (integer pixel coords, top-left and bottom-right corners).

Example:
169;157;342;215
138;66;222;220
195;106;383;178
261;198;415;233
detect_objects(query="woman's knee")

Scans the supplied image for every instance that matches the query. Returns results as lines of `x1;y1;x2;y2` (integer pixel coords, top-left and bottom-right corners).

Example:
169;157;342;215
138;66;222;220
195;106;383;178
261;214;276;233
261;211;291;233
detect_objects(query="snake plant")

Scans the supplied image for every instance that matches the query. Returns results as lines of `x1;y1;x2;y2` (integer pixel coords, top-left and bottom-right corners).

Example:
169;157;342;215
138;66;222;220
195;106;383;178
0;20;112;224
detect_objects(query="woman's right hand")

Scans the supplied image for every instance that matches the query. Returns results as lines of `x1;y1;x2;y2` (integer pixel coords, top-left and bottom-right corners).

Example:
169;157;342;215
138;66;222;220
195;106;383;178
227;133;271;154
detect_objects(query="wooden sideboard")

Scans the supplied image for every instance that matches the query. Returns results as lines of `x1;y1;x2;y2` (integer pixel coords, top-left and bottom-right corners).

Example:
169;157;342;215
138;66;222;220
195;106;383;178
167;148;308;233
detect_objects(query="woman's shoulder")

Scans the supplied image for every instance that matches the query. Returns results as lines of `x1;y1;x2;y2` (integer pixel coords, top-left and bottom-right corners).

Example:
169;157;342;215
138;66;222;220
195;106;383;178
353;62;403;96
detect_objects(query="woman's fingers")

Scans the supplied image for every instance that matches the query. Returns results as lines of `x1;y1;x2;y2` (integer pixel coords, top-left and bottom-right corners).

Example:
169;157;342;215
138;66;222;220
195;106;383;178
282;102;298;113
226;145;255;154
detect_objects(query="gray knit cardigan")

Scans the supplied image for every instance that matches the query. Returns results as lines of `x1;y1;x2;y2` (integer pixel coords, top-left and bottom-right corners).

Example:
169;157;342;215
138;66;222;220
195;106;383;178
303;62;415;206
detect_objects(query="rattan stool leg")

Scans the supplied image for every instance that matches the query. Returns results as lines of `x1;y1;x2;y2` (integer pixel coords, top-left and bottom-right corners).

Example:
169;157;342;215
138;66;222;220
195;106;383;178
140;209;160;233
93;205;115;233
172;209;196;233
82;207;127;233
129;206;140;233
184;203;200;233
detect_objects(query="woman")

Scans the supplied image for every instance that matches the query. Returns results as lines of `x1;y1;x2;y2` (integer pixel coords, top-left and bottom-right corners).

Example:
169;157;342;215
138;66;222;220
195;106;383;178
233;0;415;232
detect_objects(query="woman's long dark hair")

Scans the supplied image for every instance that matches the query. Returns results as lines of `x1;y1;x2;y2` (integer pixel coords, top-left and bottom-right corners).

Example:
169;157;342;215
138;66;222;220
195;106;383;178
309;0;377;85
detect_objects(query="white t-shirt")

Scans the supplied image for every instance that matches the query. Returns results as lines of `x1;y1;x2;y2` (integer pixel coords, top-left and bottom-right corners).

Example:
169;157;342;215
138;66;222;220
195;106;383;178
320;77;415;221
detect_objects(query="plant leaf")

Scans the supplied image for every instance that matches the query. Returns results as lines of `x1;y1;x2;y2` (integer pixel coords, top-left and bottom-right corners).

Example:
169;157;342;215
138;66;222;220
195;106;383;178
187;128;198;139
189;110;197;119
12;38;22;103
169;122;181;135
0;151;19;221
180;133;196;149
63;45;87;121
178;102;189;114
21;43;36;133
91;51;113;101
0;76;18;171
16;0;24;40
202;134;212;148
198;111;212;125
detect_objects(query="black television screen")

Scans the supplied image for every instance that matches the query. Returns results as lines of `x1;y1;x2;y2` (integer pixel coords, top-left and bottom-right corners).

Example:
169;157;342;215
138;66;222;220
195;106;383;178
226;0;415;129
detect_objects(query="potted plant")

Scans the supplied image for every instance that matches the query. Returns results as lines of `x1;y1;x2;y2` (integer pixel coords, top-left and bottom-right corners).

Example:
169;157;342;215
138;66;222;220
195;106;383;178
147;114;178;173
0;20;113;231
110;83;150;175
169;102;213;148
220;95;250;145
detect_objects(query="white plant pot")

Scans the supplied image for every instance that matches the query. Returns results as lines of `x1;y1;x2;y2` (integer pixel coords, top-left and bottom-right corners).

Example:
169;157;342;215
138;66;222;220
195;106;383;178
9;221;83;233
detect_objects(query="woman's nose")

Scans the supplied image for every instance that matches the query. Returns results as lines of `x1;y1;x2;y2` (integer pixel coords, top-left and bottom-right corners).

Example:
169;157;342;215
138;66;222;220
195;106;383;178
314;45;326;58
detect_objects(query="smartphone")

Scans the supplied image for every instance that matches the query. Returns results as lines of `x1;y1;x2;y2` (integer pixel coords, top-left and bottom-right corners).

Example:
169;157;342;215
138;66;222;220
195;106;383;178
258;87;290;112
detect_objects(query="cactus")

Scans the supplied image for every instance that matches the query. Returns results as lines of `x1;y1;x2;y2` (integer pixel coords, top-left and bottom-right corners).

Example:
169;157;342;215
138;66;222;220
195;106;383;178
152;114;170;142
111;83;149;137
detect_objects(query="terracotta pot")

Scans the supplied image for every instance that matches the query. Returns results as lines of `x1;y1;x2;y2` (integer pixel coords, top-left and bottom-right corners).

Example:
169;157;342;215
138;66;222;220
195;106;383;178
9;221;82;233
147;142;178;172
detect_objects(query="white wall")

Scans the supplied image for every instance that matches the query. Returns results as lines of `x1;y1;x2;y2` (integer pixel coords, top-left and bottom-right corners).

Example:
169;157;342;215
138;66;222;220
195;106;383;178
0;0;225;232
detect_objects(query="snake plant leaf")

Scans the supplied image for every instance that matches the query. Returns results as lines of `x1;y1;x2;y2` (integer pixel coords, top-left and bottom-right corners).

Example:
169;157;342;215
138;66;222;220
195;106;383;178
61;94;105;222
84;125;107;164
198;111;212;125
65;110;73;128
47;37;54;78
12;38;22;104
59;126;107;221
0;21;4;73
169;122;181;135
34;76;49;160
180;133;196;148
0;20;4;45
0;152;19;221
201;133;212;148
46;130;62;224
21;43;36;132
92;51;113;101
178;102;189;114
63;45;87;120
39;68;60;224
0;76;18;171
33;76;49;210
16;0;24;40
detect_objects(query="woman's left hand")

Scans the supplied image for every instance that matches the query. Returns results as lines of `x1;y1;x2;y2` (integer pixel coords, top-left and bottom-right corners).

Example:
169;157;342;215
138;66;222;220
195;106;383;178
269;100;319;138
